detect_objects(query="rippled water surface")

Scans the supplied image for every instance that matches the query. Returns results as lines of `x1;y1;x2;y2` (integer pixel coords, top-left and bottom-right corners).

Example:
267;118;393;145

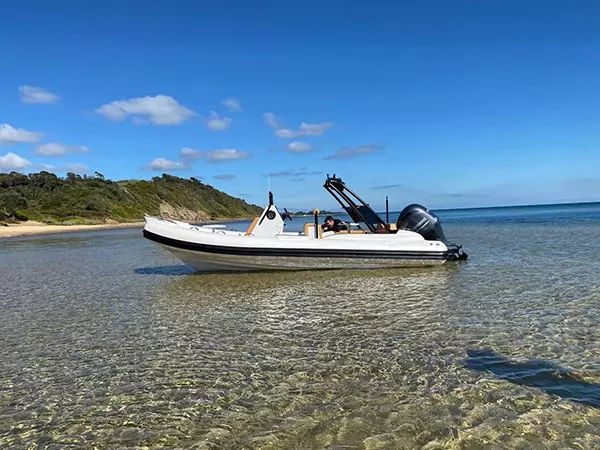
2;203;600;449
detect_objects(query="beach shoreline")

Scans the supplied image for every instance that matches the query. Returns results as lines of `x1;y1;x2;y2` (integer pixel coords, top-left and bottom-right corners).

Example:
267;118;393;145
0;221;144;238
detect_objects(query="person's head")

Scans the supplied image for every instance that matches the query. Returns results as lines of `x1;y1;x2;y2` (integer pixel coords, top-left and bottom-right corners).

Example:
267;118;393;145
325;215;334;225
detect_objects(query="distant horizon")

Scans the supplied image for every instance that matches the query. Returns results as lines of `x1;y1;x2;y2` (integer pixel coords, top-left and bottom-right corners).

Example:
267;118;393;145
1;1;599;210
345;200;600;215
433;199;600;212
2;169;599;213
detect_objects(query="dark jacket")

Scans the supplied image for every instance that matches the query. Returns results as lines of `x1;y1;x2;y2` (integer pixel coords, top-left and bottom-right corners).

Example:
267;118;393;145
322;218;347;232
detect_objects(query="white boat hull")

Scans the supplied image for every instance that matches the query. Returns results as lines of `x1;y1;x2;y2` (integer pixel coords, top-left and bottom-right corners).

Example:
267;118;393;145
143;216;460;272
159;244;447;271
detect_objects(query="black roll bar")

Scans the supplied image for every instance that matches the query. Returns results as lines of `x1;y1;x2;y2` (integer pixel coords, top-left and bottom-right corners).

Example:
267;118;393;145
323;175;391;233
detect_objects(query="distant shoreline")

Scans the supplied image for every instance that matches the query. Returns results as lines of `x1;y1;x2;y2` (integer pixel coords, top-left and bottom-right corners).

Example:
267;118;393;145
0;221;144;239
0;216;257;239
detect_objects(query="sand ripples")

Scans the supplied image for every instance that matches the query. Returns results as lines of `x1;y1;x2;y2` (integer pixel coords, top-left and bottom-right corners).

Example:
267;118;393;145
1;219;600;448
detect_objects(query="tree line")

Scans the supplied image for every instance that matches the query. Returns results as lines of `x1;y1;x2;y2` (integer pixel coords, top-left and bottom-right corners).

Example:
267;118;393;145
0;171;261;224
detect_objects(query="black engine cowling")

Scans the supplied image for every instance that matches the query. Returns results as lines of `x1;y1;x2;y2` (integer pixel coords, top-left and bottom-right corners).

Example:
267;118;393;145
396;204;447;243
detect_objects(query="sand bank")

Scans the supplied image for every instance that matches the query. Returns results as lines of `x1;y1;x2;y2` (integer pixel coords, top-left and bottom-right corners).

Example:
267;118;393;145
0;221;144;238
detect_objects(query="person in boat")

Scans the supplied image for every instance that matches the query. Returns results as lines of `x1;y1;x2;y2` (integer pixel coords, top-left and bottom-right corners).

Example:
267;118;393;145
322;215;347;232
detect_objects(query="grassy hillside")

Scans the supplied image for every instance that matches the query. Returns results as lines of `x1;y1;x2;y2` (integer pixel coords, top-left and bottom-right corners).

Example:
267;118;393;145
0;171;261;224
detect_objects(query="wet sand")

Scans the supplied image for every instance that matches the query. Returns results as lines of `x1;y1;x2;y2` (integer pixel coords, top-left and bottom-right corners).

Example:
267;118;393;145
0;221;143;238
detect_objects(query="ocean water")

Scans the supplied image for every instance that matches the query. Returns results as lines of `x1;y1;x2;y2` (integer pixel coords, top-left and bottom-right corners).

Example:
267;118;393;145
1;202;600;449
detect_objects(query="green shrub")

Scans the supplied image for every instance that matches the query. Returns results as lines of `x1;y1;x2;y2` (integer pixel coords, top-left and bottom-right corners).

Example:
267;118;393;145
0;171;261;224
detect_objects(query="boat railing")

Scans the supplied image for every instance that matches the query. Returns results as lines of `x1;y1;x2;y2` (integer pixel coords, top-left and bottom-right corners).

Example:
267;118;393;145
202;224;228;234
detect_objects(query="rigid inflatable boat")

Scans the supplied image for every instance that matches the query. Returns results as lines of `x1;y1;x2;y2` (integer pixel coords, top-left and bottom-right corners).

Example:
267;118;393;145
143;175;467;271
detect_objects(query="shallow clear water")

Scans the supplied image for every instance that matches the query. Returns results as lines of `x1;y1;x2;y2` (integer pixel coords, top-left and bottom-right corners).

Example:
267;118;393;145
1;203;600;448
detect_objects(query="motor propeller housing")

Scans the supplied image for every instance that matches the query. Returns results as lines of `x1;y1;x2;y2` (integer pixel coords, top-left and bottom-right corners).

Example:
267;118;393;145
396;204;447;243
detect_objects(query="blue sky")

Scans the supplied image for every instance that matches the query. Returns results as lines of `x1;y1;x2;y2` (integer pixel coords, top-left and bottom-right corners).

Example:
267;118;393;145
1;0;599;210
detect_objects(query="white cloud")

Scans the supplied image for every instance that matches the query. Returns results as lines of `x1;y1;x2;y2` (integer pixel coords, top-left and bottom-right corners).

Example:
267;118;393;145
265;168;321;177
0;152;32;171
35;142;89;156
275;128;297;138
221;98;242;112
146;158;185;171
64;163;89;174
262;112;333;138
95;95;196;125
298;122;333;136
180;147;248;163
180;147;200;159
287;141;313;153
0;123;43;144
324;144;381;160
263;112;282;129
213;173;236;180
19;85;60;104
205;111;232;131
203;149;248;162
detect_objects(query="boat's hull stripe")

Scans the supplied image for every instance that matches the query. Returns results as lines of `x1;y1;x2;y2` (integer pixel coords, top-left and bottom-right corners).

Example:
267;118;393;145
143;230;454;260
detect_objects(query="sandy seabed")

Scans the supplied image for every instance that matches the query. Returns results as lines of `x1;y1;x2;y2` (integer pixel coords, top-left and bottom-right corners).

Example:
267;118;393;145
0;221;143;238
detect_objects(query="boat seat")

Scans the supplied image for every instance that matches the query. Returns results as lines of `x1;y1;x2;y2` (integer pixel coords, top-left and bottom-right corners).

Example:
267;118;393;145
375;223;397;233
303;223;322;238
245;217;260;236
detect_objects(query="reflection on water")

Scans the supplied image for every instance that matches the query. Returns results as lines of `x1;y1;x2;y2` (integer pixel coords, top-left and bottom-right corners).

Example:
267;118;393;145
2;208;600;448
134;264;196;276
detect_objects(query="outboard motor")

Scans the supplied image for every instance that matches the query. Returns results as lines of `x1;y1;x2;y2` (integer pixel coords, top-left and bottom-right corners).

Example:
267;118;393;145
396;204;447;242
